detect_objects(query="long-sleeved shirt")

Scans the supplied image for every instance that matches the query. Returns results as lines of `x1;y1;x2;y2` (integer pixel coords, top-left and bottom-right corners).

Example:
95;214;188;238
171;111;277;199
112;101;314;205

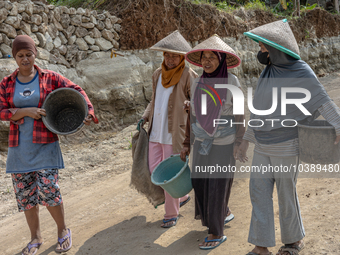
0;64;98;147
243;100;340;157
183;73;245;148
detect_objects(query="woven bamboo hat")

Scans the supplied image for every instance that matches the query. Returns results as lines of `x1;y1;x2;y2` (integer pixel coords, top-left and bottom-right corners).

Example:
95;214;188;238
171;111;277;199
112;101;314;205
185;35;241;69
150;30;192;55
244;19;301;60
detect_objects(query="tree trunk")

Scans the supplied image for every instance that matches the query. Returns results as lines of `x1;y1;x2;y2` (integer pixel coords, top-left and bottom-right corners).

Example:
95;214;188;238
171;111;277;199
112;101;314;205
297;0;300;17
335;0;339;13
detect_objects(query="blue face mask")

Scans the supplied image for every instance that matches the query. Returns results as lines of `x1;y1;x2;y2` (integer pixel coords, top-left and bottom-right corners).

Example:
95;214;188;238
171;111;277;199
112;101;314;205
257;51;270;65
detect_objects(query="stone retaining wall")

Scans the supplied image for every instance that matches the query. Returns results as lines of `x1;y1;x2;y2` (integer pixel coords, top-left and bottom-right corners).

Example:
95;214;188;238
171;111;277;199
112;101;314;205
0;0;121;67
1;1;340;151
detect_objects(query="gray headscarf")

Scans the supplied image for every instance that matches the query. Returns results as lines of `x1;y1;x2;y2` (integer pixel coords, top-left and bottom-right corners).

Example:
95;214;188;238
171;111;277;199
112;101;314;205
249;44;330;131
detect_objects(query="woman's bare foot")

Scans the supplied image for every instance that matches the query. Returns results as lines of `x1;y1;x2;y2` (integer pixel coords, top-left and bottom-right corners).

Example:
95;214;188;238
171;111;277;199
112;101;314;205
55;228;71;252
248;245;272;255
21;238;43;255
161;217;178;228
199;234;222;248
276;240;304;255
224;209;235;225
161;220;176;227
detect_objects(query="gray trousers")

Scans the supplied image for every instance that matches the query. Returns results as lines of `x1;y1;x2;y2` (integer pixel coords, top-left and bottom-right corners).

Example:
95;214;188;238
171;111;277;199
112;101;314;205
248;152;305;247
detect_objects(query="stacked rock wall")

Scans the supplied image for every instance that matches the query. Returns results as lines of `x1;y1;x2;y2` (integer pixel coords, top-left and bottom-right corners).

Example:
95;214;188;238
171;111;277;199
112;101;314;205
1;1;340;151
0;0;121;67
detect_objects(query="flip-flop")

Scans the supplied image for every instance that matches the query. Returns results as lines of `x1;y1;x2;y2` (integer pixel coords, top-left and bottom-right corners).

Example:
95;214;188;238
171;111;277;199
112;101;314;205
224;213;235;225
180;196;191;207
55;228;72;253
278;242;305;255
22;242;43;255
246;252;273;255
161;217;178;228
199;235;227;250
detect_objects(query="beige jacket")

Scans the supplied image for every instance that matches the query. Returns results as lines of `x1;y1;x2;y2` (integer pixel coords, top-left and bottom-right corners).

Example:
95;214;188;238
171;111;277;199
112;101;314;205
143;66;198;154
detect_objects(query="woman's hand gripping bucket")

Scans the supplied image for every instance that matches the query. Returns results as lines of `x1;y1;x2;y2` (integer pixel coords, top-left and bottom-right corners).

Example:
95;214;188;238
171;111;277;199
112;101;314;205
151;154;192;198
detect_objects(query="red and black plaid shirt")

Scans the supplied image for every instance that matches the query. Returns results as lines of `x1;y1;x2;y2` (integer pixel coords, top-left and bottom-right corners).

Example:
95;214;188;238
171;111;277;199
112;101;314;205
0;65;98;147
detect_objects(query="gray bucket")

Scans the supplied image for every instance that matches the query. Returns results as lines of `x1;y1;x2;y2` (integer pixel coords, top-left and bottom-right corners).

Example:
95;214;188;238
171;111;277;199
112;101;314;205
298;120;340;164
42;88;88;135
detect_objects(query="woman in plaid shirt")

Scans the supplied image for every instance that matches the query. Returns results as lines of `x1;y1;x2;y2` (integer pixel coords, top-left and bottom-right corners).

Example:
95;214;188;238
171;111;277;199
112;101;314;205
0;35;98;255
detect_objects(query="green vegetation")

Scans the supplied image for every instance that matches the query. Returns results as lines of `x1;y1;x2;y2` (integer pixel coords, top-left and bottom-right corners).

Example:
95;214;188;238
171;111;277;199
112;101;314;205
215;1;237;12
124;132;133;150
46;0;335;17
190;0;322;17
244;0;268;10
47;0;105;9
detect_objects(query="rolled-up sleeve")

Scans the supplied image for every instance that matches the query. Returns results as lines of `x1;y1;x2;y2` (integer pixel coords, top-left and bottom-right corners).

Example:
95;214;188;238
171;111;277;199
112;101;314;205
0;81;13;121
318;100;340;136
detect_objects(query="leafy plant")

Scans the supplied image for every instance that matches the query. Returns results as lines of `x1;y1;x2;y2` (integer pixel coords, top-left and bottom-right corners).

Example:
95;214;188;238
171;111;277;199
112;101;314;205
244;0;267;10
124;132;133;150
301;3;318;11
305;29;310;39
47;0;106;9
215;1;236;12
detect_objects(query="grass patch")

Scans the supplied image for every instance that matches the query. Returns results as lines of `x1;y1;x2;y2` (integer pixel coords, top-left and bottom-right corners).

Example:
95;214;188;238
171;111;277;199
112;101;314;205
47;0;336;18
124;132;133;150
215;1;237;13
47;0;107;9
244;0;268;10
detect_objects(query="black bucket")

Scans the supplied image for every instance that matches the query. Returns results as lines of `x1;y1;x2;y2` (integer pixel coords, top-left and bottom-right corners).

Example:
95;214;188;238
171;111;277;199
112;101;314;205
298;120;340;164
42;88;88;135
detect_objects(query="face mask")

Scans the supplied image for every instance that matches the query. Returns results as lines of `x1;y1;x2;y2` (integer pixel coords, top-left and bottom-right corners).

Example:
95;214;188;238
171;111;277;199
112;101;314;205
257;51;270;65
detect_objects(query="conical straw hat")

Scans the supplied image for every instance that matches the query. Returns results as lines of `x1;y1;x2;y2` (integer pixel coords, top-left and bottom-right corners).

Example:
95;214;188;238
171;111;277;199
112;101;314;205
244;19;300;60
185;35;241;69
150;30;192;55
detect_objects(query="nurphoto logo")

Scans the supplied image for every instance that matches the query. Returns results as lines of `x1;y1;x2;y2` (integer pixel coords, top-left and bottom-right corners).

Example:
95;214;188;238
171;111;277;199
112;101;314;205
200;84;312;128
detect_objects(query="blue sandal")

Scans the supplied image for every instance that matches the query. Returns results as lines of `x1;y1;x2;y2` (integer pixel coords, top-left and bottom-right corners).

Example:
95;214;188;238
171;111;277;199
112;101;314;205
22;242;43;255
199;235;227;250
161;217;178;228
55;228;72;253
180;196;191;207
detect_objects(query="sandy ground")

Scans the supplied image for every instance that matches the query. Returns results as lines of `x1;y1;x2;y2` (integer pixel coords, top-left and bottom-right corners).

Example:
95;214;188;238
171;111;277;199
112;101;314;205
1;72;340;255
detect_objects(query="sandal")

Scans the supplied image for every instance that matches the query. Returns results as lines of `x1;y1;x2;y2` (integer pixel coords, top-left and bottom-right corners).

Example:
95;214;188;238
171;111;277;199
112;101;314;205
246;252;273;255
277;242;305;255
199;235;227;250
161;217;178;228
55;228;72;253
224;213;235;225
180;196;191;207
22;242;43;255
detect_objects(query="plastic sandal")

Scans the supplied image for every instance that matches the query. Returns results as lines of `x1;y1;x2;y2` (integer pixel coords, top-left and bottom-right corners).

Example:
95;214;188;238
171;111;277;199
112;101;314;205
224;213;235;225
55;228;72;253
180;196;191;207
22;242;43;255
161;217;178;228
199;235;227;250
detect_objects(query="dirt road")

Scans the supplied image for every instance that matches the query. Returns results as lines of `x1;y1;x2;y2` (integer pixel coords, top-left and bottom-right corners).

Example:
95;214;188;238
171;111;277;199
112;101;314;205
1;73;340;255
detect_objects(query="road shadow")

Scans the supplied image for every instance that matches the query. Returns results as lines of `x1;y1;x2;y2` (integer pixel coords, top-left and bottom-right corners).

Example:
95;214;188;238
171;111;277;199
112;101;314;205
75;215;223;255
